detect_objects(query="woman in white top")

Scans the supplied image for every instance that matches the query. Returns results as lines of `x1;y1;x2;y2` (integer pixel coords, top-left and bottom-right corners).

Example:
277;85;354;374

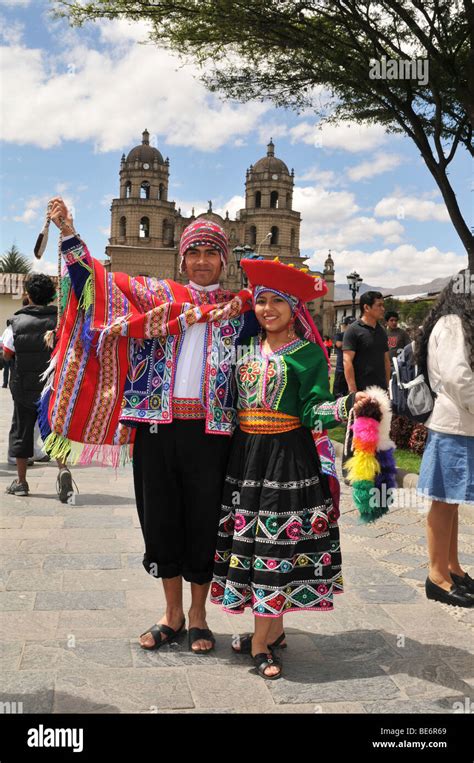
415;270;474;608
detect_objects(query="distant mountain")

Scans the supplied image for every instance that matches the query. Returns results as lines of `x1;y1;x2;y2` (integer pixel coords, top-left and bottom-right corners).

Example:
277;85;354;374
334;275;452;301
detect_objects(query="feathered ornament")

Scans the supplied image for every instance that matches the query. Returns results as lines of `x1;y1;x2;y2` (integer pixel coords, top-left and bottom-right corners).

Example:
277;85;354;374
34;206;51;260
345;386;396;523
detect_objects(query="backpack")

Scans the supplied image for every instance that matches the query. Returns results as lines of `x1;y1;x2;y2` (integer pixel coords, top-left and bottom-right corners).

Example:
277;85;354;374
389;341;435;423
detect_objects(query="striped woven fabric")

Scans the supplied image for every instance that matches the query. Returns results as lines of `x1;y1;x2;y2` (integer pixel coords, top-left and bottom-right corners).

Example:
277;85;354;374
238;409;301;434
172;397;206;420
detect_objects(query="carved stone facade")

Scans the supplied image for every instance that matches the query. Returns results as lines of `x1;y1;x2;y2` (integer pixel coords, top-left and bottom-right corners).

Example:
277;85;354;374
105;130;335;335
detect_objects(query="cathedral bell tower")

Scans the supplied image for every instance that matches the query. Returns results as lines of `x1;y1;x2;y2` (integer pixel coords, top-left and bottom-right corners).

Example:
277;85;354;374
107;130;179;277
239;139;301;259
110;128;175;248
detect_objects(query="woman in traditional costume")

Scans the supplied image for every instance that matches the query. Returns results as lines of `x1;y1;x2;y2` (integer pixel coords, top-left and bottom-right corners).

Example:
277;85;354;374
210;258;371;679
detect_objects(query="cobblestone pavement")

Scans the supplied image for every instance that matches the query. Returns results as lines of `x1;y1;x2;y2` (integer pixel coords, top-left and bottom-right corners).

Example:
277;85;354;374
1;389;473;714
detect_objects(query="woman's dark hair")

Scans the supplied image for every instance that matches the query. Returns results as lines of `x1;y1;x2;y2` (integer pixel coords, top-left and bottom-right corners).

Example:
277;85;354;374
24;273;56;306
415;270;474;373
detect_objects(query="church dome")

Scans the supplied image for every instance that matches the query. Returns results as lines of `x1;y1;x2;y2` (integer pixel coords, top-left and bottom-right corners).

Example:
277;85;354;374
196;202;225;225
252;139;289;175
126;129;165;164
196;211;225;225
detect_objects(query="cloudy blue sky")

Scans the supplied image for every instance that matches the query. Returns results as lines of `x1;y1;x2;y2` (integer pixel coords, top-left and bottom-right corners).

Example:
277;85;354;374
1;0;471;288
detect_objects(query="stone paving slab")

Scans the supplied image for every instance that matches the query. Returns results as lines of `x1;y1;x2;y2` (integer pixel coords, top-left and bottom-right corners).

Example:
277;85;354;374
0;390;473;714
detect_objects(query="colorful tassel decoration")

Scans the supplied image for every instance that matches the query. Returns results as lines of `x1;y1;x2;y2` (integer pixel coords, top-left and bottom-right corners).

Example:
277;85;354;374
42;431;134;468
347;386;396;523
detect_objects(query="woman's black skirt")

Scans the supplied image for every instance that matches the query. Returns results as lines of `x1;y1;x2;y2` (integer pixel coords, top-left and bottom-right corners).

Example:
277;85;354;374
210;425;343;617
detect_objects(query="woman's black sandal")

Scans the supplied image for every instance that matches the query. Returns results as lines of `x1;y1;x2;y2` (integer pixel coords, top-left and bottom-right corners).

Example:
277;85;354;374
252;652;282;680
139;619;186;650
188;627;216;654
232;631;287;654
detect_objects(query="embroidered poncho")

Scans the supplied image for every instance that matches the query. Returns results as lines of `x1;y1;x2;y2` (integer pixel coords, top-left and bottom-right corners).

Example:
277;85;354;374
39;236;252;467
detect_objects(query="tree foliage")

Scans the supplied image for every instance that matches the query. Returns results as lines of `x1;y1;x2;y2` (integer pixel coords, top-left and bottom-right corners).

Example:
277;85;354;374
53;0;474;265
0;245;32;274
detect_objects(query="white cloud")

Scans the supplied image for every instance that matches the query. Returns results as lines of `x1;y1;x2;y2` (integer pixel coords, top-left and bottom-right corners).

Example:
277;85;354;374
97;18;151;45
290;120;391;153
0;20;270;152
173;194;245;220
12;195;45;224
306;244;464;288
31;259;58;276
12;208;38;224
302;217;404;252
298;166;338;185
293;185;360;249
347;153;403;181
0;0;31;6
374;194;450;222
11;193;76;228
256;124;289;145
0;15;24;44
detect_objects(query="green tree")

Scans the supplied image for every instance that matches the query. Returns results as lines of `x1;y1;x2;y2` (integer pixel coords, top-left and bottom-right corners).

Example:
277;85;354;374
383;297;402;316
399;299;433;327
53;0;474;268
0;245;32;274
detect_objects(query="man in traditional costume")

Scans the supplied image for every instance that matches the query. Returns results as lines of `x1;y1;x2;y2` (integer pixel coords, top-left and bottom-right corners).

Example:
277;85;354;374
42;198;256;653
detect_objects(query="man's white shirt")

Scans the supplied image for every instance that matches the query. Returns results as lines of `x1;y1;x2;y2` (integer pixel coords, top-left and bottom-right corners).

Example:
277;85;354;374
174;280;220;399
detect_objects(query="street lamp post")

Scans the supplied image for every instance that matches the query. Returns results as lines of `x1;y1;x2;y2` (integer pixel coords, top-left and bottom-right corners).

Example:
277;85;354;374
233;244;256;287
346;271;363;318
257;232;272;255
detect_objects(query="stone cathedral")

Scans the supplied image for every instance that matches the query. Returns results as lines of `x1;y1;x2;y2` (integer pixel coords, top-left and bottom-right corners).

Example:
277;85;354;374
105;130;335;334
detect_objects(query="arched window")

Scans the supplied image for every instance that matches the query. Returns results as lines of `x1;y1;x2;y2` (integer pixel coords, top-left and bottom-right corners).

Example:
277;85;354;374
270;190;279;208
290;228;295;250
140;217;150;238
119;216;126;238
270;226;279;245
140;181;150;200
158;183;164;200
255;191;261;208
286;192;291;208
230;228;236;241
249;225;257;246
125;181;131;199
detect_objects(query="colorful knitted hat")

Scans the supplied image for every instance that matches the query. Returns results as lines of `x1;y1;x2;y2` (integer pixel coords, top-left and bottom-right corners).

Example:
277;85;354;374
179;219;229;274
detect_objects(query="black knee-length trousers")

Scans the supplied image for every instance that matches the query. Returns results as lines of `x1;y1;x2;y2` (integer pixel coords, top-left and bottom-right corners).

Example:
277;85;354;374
132;420;232;584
